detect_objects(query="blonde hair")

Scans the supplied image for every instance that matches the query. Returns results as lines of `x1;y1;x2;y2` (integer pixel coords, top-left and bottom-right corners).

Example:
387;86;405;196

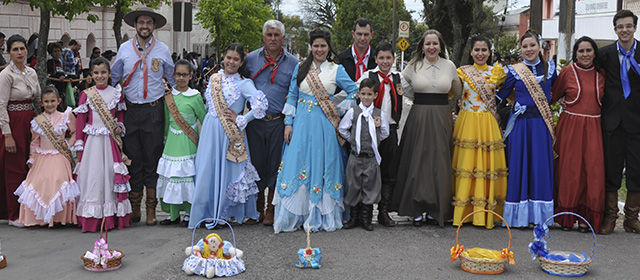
202;233;224;259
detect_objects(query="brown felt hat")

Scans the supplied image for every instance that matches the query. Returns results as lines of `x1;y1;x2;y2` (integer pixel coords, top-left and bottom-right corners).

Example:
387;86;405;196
124;7;167;28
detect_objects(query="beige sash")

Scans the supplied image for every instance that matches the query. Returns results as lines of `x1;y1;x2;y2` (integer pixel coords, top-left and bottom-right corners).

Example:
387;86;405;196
34;114;75;168
164;92;199;146
304;66;346;146
210;74;248;163
84;86;131;165
460;65;500;121
511;63;555;142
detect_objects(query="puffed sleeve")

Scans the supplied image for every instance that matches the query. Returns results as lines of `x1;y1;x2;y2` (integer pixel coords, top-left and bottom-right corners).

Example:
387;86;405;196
283;64;301;126
335;64;358;115
237;79;268;131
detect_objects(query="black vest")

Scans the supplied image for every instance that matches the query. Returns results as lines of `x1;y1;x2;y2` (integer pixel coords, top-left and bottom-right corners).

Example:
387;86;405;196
369;71;403;124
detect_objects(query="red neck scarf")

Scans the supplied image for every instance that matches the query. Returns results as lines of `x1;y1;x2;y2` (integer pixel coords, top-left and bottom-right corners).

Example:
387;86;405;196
375;71;397;114
122;36;156;99
354;45;369;81
251;48;283;83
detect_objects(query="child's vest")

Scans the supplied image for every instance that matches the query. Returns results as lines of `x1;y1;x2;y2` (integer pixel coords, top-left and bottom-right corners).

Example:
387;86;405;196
368;71;403;124
349;105;382;156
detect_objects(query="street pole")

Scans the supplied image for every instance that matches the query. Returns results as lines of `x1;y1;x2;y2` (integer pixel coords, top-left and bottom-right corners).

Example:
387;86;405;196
558;0;575;64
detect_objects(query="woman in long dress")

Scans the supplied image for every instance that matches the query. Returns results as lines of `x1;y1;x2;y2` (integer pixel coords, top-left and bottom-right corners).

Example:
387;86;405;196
273;29;358;233
497;29;557;227
189;43;268;229
551;36;604;232
390;29;462;227
452;35;508;229
0;34;40;227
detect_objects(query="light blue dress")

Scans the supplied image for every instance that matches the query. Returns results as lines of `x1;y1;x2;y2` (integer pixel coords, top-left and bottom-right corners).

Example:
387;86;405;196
188;70;268;228
273;61;358;233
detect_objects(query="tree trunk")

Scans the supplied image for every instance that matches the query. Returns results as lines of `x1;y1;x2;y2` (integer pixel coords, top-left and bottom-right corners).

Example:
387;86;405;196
36;6;51;107
445;1;463;66
113;0;125;50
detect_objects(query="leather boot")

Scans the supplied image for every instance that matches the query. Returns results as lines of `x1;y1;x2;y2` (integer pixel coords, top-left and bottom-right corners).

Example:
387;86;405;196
377;183;396;227
263;190;275;226
343;204;361;229
601;192;619;234
623;192;640;233
361;204;373;231
129;191;143;223
145;188;158;225
247;190;265;225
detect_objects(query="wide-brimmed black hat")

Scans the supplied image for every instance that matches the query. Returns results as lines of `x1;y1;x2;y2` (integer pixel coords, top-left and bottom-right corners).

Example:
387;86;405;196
102;50;117;59
124;7;167;28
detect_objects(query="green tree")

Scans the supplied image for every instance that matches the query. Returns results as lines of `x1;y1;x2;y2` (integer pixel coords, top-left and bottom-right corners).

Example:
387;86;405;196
2;0;101;91
422;0;501;65
300;0;335;30
280;14;308;56
333;0;413;51
196;0;273;57
493;32;519;60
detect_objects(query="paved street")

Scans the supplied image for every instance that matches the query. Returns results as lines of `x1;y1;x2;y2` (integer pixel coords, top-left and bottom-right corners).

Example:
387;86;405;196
1;210;639;280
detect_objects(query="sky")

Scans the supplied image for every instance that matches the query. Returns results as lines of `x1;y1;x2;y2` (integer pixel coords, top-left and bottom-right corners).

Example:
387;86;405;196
280;0;426;21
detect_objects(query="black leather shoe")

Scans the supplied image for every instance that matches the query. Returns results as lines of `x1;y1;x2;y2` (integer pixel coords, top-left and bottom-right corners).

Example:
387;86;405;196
562;226;572;231
343;205;361;229
181;220;189;227
578;226;589;233
413;220;423;227
160;218;180;225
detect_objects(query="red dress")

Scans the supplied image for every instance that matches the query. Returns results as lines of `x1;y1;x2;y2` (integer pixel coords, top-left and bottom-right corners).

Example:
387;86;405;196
551;63;605;232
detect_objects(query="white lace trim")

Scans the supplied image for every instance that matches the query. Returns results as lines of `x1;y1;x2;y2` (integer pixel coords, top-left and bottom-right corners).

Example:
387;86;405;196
83;124;111;135
76;198;132;218
35;147;61;155
157;154;196;177
157;175;194;204
14;180;80;223
30;108;72;138
169;123;198;135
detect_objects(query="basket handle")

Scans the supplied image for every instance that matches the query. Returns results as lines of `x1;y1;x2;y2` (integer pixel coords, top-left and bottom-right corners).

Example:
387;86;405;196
543;212;596;260
99;217;107;243
455;209;512;253
190;218;238;257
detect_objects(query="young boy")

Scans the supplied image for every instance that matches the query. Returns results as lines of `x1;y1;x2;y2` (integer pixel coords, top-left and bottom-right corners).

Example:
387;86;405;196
339;78;390;231
355;41;412;227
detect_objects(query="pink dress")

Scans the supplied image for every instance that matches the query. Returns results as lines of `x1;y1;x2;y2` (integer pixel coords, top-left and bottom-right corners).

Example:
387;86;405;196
73;85;131;232
14;108;79;226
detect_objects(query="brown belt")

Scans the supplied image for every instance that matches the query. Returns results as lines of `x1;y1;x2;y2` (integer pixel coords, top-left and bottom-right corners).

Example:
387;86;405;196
262;113;284;122
126;99;163;107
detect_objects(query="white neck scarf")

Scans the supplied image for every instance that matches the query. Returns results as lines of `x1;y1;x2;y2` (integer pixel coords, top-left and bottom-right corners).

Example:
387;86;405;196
355;103;381;164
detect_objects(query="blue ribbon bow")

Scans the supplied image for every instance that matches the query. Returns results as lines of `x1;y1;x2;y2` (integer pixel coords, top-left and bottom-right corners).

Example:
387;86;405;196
504;102;527;138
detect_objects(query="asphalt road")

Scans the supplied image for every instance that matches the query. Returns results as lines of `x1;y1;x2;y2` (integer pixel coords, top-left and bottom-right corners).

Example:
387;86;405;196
1;211;639;280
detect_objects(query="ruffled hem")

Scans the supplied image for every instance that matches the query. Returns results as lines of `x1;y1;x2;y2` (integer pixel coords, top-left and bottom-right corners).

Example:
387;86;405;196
14;180;80;223
453;167;508;180
273;187;343;233
452;195;505;209
77;199;132;218
157;175;194;204
157;154;196;177
453;138;505;151
182;255;245;277
83;124;112;135
502;199;554;228
226;161;260;203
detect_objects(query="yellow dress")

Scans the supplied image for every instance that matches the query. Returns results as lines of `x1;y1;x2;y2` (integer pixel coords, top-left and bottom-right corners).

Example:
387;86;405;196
452;63;508;228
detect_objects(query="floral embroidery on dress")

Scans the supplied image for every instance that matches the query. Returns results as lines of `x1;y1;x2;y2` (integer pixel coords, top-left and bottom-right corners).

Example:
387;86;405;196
298;97;320;114
460;67;492;113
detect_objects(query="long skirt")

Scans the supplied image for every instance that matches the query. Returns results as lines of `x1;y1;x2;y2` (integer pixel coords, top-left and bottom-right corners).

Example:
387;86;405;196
452;110;508;229
390;104;453;226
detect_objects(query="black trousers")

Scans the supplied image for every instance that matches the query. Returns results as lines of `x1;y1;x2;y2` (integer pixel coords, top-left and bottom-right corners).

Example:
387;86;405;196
378;126;399;185
603;123;640;193
246;118;284;191
123;101;165;192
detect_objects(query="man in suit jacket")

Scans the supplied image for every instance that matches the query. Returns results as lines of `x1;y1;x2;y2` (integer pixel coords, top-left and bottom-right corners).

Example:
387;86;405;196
336;18;377;82
599;9;640;234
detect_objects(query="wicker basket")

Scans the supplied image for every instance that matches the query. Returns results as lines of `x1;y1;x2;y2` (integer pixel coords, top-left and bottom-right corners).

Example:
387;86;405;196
0;254;6;269
80;218;125;272
537;212;596;277
453;209;513;275
182;218;245;277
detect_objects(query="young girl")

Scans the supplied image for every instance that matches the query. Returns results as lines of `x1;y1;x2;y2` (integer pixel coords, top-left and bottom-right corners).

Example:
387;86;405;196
73;57;131;232
188;43;268;229
157;59;206;227
13;86;79;227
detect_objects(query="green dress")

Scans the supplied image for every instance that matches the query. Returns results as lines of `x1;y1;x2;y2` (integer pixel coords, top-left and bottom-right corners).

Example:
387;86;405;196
156;87;206;221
